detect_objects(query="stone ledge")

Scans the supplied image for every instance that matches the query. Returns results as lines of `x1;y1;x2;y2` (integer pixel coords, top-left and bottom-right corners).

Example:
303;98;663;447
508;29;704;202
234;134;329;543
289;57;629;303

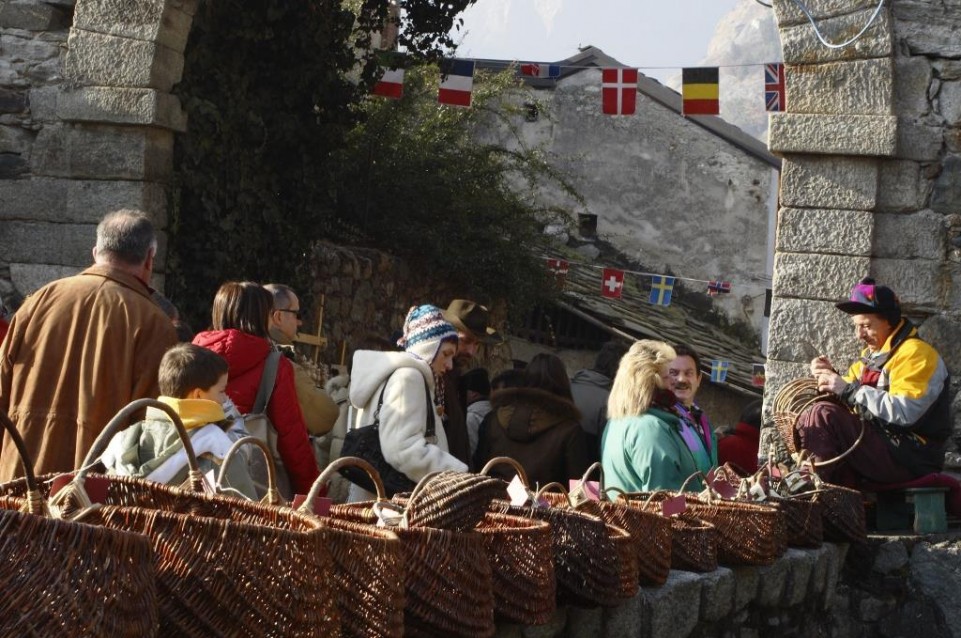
773;0;885;28
776;207;874;256
31;122;174;181
786;59;894;116
0;176;168;225
58;86;187;132
64;28;184;92
779;8;892;65
497;544;847;638
769;113;898;157
73;0;197;53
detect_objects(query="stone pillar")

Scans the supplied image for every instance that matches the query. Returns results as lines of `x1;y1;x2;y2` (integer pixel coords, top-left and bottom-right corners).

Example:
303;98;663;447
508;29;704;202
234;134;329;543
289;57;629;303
764;0;961;459
0;0;196;301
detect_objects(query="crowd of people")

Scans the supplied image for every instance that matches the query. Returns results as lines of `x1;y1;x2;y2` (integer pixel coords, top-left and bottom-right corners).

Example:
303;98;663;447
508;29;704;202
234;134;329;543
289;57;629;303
0;209;950;507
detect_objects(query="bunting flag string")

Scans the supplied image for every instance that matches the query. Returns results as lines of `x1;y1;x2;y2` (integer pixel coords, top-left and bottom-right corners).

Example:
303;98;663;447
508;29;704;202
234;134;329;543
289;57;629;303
370;55;786;117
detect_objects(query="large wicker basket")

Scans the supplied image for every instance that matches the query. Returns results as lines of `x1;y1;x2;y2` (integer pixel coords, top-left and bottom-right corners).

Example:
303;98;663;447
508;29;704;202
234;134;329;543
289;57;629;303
0;399;340;638
618;492;718;573
0;410;158;637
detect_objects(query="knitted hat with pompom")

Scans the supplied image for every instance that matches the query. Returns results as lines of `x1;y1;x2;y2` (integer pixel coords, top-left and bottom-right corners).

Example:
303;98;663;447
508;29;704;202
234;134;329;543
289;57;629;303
397;304;458;364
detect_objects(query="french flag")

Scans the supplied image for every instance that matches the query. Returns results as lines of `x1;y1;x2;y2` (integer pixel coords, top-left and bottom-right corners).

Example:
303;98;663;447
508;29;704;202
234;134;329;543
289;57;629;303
438;59;475;108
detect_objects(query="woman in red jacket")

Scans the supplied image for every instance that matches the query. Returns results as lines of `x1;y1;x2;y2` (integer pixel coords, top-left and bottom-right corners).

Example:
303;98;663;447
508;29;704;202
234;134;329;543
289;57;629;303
193;281;319;495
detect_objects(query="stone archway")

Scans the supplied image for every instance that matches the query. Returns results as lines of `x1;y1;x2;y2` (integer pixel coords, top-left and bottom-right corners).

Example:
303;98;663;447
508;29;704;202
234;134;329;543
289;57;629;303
0;0;195;304
763;0;961;453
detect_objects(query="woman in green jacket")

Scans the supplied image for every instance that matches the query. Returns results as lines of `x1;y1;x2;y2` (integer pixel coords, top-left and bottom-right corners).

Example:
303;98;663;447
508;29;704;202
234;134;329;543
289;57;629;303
601;340;713;492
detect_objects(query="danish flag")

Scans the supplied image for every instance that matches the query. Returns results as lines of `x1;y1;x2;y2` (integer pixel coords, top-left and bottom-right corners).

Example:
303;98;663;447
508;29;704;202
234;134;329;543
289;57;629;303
602;68;638;115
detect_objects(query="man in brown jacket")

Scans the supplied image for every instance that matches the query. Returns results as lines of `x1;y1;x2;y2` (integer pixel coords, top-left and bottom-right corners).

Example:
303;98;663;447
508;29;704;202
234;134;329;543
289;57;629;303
0;210;177;480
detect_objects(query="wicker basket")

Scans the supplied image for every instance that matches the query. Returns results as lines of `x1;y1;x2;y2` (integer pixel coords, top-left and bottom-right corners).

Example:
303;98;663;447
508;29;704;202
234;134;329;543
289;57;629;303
332;498;495;638
572;463;672;587
816;481;867;543
772;378;846;454
475;511;556;625
0;410;158;637
0;399;340;638
618;493;718;573
401;470;505;532
297;457;406;638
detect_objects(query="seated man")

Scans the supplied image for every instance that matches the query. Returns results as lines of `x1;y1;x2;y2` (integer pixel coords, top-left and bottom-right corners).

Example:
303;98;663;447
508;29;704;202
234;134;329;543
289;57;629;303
800;278;951;486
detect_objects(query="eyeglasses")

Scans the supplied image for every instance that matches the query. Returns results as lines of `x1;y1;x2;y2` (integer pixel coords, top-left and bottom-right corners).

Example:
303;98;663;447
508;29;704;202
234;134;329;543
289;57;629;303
276;309;302;320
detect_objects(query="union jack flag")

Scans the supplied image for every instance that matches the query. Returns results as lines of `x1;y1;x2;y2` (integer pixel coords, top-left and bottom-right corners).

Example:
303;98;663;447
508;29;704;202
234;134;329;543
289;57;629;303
765;63;785;112
707;280;732;296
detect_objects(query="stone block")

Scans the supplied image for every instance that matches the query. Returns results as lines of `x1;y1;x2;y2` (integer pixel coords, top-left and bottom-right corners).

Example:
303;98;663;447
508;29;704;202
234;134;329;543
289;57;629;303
766;298;862;365
774;253;869;301
776;207;874;256
0;124;34;154
870;258;942;308
909;541;961;631
931;155;961;215
0;88;28;113
726;566;757;613
897;119;944;162
31;123;173;181
565;606;604;638
1;30;63;62
872;540;909;575
0;153;29;178
874;210;945;260
645;570;702;638
699;567;735;621
780;156;879;210
28;86;59;122
64;28;184;92
877;159;927;213
772;0;885;27
786;59;893;115
941;80;961;127
918;315;961;376
0;177;167;225
894;57;933;118
782;549;814;606
0;1;70;30
769;113;898;157
807;545;830;596
755;556;789;607
893;0;961;58
0;221;93;266
602;594;647;637
761;359;811;412
73;0;196;53
58;87;187;132
779;8;892;64
8;262;81;295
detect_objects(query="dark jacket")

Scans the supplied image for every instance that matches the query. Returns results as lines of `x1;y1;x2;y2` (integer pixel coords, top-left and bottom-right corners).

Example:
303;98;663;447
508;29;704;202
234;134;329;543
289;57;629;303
475;387;593;489
443;368;472;469
569;368;614;462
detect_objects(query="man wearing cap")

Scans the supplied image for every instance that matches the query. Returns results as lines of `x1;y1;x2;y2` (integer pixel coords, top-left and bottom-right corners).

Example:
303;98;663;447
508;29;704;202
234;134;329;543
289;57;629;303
799;277;951;485
441;299;504;468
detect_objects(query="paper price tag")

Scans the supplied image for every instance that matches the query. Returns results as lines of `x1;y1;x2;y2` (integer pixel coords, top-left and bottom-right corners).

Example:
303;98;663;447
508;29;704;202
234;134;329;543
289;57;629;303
661;494;687;517
706;469;736;499
568;479;601;501
507;474;529;506
293;494;332;517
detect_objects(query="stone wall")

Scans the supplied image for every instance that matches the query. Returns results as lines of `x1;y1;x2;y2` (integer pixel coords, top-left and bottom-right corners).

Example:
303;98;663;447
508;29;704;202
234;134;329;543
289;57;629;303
0;0;194;306
762;0;961;456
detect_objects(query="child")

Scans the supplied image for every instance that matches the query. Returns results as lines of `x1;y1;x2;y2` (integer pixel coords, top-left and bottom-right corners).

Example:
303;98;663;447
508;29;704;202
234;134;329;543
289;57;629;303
101;342;258;499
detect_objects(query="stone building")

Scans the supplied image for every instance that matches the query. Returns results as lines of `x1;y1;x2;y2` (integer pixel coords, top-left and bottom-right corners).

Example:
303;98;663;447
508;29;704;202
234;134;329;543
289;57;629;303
478;46;782;341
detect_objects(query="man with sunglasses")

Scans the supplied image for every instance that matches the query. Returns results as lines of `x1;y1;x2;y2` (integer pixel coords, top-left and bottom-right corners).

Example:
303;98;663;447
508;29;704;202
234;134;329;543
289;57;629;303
265;284;339;438
799;278;951;485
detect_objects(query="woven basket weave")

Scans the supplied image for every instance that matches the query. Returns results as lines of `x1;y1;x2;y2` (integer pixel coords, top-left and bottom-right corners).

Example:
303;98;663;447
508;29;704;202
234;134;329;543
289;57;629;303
0;410;158;637
298;457;406;638
620;493;718;573
401;469;505;532
0;399;340;638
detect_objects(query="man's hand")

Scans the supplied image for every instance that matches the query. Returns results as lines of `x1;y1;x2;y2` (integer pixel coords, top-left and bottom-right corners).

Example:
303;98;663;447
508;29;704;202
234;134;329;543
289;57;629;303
810;355;835;376
815;370;847;395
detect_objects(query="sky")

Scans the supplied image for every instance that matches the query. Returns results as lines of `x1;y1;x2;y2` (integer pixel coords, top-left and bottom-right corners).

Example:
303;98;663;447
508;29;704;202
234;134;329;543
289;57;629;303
451;0;742;85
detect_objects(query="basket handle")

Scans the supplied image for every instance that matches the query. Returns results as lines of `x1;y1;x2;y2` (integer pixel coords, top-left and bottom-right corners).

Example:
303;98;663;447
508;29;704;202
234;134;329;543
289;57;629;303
0;409;46;516
535;481;572;507
216;436;284;506
679;470;716;501
479;456;530;487
299;456;388;511
78;398;206;493
572;461;607;501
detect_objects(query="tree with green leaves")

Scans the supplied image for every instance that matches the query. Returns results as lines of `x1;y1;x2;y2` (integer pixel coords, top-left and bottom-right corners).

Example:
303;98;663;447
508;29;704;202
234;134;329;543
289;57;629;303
169;0;581;327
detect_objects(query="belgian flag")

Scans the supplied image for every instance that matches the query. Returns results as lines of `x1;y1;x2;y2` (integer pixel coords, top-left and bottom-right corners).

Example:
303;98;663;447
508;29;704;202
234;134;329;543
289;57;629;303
682;67;719;115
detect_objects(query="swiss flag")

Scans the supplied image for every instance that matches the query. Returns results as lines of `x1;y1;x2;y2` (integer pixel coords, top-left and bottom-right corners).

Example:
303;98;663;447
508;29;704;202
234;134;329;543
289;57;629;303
601;268;624;298
602;68;638;115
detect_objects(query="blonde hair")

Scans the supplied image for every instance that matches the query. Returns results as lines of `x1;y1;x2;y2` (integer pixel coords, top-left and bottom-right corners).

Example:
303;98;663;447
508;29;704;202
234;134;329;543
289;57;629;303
607;340;677;419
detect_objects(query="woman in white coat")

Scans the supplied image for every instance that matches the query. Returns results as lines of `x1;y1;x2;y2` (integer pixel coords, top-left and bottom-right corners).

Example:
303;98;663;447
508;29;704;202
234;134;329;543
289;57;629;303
347;304;467;501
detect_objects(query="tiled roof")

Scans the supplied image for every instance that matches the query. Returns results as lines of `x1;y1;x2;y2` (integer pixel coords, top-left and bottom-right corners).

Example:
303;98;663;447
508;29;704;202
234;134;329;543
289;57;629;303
558;260;764;397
